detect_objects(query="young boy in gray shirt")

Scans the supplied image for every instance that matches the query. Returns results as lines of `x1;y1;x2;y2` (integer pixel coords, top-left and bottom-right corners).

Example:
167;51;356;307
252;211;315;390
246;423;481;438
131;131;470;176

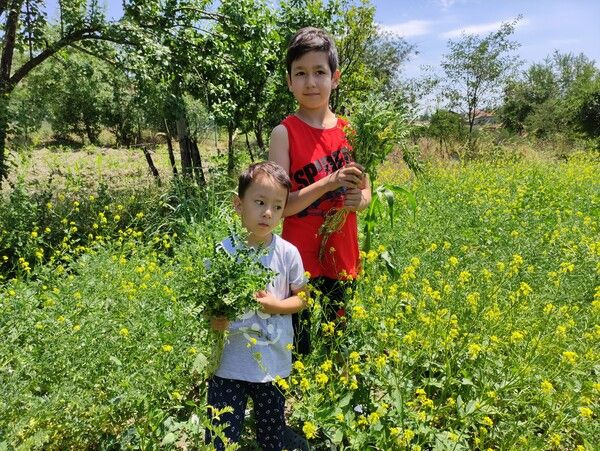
207;161;307;451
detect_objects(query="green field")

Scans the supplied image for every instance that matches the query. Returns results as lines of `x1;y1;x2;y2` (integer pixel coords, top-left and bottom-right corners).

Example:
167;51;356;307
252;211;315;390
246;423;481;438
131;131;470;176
1;151;599;449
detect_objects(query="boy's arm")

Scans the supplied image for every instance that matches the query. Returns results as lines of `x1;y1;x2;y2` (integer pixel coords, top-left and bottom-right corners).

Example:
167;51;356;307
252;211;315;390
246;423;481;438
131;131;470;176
269;125;365;217
255;288;307;315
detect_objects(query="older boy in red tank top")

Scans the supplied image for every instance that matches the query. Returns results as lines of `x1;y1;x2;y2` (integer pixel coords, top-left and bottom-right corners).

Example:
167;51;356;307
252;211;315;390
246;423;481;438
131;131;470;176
269;27;372;355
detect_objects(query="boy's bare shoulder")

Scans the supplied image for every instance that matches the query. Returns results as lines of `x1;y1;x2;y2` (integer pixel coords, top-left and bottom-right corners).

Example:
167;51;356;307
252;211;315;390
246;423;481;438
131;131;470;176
270;123;288;140
269;124;290;164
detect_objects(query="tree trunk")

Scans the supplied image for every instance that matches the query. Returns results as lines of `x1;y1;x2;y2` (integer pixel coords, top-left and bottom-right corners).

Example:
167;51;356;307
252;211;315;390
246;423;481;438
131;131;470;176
85;121;98;145
164;120;178;177
227;123;235;176
141;146;161;185
190;140;206;186
254;121;265;151
0;1;23;186
0;96;8;186
245;132;255;162
176;116;193;178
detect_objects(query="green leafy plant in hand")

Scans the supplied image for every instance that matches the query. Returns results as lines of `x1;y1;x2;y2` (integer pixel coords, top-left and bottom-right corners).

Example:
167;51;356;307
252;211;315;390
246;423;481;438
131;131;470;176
176;232;275;376
319;94;415;258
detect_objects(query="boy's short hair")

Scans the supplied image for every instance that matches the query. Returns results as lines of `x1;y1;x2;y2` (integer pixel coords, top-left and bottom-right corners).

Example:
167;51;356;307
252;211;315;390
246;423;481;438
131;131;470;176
286;27;338;76
238;161;292;200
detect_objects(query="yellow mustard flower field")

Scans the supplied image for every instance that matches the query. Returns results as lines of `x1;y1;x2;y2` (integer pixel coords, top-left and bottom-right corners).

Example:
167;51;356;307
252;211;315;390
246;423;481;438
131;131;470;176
1;153;599;449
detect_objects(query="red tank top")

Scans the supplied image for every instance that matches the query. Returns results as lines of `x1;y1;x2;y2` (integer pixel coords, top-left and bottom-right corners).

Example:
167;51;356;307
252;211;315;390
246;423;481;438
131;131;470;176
281;115;360;279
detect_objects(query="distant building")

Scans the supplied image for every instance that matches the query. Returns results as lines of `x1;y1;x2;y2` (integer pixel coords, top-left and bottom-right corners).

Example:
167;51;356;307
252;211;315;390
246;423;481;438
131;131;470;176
472;110;496;126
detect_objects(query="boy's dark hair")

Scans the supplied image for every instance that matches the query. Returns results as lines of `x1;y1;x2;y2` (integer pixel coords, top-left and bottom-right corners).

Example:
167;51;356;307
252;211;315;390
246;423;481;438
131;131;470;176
286;27;338;76
238;161;292;200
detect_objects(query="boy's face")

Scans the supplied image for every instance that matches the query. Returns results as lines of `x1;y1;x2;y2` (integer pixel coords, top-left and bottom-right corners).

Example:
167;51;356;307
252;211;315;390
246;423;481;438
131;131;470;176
287;50;340;111
234;174;288;246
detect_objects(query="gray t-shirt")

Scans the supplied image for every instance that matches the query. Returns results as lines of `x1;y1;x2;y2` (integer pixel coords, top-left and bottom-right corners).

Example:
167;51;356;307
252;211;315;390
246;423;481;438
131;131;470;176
215;234;306;382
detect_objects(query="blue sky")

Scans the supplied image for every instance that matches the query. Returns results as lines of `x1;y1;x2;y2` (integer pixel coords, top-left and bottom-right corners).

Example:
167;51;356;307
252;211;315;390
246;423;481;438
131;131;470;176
373;0;600;78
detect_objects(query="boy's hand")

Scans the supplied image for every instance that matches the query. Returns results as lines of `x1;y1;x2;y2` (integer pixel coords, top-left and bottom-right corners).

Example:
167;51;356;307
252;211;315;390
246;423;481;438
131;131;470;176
256;290;279;314
210;316;229;332
329;162;364;190
343;187;364;211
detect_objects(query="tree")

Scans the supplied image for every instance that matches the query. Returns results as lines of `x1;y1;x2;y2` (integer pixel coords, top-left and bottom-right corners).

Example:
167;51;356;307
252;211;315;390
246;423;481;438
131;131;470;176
0;0;120;185
0;0;217;185
499;52;600;138
428;109;465;154
440;18;521;137
200;0;279;175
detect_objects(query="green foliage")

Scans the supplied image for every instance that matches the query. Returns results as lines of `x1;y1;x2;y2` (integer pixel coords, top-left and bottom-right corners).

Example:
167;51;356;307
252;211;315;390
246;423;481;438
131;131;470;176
287;156;600;449
499;52;600;141
0;242;207;448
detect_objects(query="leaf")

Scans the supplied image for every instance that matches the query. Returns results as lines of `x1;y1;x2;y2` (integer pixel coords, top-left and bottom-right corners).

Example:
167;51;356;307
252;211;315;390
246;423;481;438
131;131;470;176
337;391;353;408
161;432;177;446
332;429;344;444
109;356;122;366
192;352;208;375
380;250;399;277
388;184;417;218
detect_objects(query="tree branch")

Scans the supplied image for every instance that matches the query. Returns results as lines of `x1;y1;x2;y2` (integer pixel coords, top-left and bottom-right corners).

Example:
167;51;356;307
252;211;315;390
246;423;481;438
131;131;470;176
8;25;134;89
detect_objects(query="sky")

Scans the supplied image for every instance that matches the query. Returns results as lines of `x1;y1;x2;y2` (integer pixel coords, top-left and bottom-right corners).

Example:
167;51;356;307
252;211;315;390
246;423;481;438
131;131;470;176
373;0;600;78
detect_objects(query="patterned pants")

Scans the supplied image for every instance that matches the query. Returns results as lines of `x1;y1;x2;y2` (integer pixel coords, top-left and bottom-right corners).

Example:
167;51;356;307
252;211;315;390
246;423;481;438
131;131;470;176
206;376;285;450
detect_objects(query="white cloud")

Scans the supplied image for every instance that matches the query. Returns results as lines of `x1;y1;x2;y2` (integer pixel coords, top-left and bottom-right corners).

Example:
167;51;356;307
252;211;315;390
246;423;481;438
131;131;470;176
440;18;529;39
380;20;434;38
439;0;457;9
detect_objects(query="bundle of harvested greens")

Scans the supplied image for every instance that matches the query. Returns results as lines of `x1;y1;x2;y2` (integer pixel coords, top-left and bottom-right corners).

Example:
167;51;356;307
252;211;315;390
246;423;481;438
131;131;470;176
176;232;275;376
318;95;409;260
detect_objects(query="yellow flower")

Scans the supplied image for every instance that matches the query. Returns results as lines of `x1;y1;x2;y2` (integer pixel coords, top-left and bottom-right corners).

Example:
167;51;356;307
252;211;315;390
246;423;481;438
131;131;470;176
481;416;493;427
300;377;310;391
510;331;525;343
322;322;335;335
448;256;458;267
368;412;381;424
403;330;417;344
349;351;360;362
579;407;593;419
302;421;317;439
274;376;289;391
562;351;577;364
375;355;387;369
315;373;329;386
162;344;173;352
519;282;533;296
458;271;471;284
540;380;554;394
321;360;333;372
119;327;129;337
468;343;482;359
353;305;367;320
293;361;305;372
